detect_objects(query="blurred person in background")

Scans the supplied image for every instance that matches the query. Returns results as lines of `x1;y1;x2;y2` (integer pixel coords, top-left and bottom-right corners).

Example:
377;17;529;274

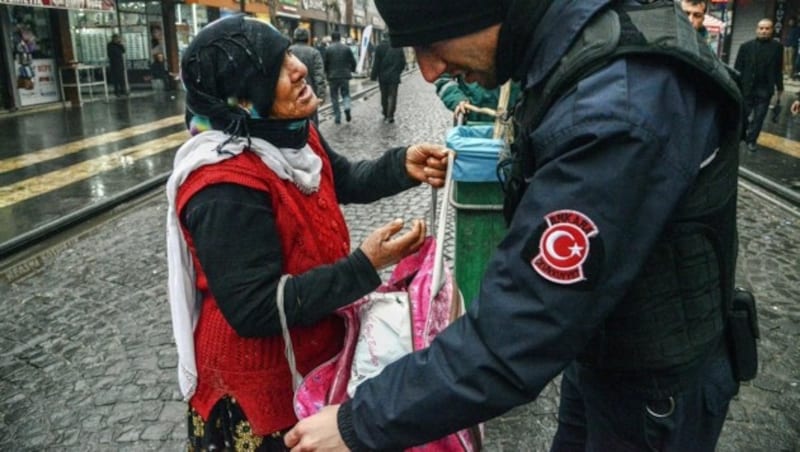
735;18;783;151
323;31;356;124
370;35;407;123
107;34;127;97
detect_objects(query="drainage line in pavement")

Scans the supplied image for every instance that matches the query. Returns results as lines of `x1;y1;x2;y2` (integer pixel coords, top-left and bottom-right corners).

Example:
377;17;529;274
4;92;797;262
0;173;169;260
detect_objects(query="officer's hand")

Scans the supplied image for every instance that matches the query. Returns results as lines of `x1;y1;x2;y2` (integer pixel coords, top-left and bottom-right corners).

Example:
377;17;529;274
359;218;426;271
791;100;800;115
284;405;347;451
405;144;450;188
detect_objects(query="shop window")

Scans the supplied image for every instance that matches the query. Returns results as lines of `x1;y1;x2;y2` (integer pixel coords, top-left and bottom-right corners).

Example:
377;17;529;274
69;1;163;70
9;6;58;106
70;10;116;65
10;6;54;59
175;3;209;60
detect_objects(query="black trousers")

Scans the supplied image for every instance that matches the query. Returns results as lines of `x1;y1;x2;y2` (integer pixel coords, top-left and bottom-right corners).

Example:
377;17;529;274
743;93;772;145
551;350;737;452
379;82;399;120
110;67;126;96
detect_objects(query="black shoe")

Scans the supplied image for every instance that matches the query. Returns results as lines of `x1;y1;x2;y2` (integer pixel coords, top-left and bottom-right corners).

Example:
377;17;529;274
387;117;395;123
345;110;351;122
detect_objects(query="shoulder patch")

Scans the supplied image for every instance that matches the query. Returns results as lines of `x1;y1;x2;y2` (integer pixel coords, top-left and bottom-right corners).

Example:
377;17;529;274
531;210;598;285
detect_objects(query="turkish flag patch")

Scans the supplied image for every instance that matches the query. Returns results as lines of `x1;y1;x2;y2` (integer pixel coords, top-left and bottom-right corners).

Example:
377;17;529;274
529;209;599;285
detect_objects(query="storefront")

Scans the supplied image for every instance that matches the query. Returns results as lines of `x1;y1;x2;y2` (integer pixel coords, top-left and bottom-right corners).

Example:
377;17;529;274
299;0;328;42
704;1;731;59
67;1;164;89
272;0;300;36
1;1;65;108
174;2;210;61
181;0;271;50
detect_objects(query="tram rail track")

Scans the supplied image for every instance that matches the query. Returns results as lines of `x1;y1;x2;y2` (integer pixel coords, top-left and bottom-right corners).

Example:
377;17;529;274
0;82;383;264
1;69;797;265
3;160;797;276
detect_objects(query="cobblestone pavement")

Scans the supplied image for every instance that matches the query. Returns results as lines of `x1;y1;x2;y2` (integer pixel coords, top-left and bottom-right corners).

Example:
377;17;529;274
1;72;798;451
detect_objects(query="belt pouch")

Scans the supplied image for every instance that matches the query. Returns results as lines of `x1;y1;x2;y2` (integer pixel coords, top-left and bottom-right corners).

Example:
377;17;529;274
727;289;759;381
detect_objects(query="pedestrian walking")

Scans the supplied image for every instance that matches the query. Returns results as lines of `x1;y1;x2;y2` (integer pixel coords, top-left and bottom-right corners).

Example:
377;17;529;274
370;35;406;123
313;37;327;59
735;19;784;151
107;34;127;97
286;1;751;451
289;27;327;125
323;31;356;124
166;15;449;450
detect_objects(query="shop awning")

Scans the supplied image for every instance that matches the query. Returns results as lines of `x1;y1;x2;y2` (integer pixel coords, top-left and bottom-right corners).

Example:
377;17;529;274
0;0;115;11
185;0;269;15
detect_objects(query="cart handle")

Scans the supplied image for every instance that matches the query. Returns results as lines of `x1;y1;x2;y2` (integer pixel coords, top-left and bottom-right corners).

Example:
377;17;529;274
430;150;455;302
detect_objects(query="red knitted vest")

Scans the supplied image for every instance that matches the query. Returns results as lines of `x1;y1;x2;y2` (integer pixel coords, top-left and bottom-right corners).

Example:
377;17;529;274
175;127;351;435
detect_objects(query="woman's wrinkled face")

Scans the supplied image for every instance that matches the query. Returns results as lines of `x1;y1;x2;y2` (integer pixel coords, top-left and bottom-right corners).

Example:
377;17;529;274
269;51;319;119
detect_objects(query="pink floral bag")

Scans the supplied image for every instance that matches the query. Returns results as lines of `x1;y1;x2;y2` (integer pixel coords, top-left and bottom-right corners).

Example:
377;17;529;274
276;165;483;451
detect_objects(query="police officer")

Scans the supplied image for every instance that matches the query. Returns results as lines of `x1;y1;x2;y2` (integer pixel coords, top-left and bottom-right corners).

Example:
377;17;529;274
285;1;745;450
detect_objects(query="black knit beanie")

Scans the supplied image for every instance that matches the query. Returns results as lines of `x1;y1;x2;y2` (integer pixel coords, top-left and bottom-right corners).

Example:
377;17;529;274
181;14;289;128
374;0;510;47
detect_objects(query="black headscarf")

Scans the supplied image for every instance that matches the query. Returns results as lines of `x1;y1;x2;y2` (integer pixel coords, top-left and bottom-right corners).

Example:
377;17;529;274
181;14;310;149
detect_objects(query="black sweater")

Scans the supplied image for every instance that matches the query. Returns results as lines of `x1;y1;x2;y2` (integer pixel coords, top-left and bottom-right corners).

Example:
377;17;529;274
180;143;417;338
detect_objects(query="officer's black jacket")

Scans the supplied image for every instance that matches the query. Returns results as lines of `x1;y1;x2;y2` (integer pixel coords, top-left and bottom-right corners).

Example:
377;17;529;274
338;1;735;450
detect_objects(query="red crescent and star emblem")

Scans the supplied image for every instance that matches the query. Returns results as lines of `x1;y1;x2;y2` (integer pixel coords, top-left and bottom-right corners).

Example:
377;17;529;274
531;209;598;284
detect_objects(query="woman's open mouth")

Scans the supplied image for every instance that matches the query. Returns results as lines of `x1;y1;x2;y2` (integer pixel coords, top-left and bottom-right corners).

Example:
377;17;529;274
298;85;313;103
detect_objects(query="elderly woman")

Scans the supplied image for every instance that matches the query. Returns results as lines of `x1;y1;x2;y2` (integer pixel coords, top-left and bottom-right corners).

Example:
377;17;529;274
165;15;449;450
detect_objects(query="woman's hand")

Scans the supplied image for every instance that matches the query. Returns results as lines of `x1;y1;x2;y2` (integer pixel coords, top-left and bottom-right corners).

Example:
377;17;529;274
405;144;451;188
359;218;426;271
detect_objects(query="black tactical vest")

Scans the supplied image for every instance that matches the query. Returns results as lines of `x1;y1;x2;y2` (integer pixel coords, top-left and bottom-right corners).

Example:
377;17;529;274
502;1;742;394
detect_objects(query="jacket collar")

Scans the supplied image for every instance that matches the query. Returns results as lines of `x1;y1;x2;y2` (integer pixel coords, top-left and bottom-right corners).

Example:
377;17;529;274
509;0;612;91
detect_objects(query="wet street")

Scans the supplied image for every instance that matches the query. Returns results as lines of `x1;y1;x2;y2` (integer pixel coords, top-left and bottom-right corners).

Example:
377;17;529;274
0;72;798;451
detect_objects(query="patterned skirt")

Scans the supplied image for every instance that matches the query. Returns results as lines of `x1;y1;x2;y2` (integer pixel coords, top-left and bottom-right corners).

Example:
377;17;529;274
187;396;289;452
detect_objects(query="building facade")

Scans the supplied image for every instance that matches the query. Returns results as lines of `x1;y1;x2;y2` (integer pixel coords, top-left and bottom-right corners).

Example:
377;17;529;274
0;0;390;112
10;1;796;113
